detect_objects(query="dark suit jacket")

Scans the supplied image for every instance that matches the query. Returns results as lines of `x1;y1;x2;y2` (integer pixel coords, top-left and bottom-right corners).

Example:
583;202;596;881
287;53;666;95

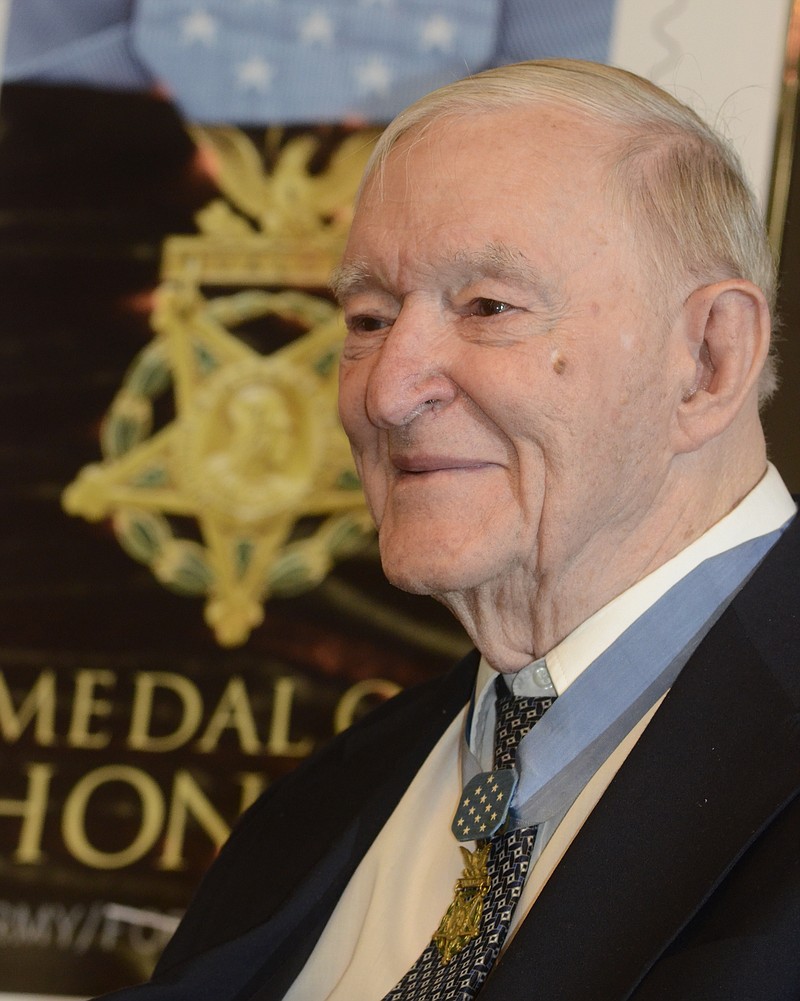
104;514;800;1001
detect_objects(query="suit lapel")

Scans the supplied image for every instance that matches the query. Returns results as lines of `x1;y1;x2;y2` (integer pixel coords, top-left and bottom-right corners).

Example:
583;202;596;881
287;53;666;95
481;518;800;1001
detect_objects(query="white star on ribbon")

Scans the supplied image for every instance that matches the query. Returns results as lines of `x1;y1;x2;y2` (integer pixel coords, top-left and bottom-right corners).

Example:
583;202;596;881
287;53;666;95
355;56;392;95
236;56;275;92
419;14;456;53
180;9;218;46
300;10;335;46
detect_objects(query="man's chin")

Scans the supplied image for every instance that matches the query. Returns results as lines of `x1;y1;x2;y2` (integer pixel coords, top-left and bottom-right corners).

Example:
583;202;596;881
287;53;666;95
379;552;476;600
381;561;439;596
376;524;502;598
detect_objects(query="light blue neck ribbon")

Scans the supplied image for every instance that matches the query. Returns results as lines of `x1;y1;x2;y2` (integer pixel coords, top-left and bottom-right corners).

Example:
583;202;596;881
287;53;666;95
460;528;785;832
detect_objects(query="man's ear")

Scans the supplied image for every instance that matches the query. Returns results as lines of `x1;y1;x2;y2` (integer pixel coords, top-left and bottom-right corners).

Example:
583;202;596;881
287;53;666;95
672;279;771;452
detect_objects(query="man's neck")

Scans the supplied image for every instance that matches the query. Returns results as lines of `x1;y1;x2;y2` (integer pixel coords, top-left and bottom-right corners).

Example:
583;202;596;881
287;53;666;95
442;456;776;673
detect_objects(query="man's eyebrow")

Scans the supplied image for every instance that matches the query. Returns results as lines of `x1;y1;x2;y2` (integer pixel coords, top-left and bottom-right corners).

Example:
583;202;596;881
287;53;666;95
448;244;547;292
329;261;376;302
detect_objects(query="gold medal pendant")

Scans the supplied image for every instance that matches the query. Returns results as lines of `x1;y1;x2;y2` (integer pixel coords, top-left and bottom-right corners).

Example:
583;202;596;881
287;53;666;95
433;842;491;963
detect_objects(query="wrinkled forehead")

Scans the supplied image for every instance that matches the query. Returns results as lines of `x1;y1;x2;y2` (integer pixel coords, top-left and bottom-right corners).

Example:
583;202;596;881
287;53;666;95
349;106;631;277
360;102;623;202
347;105;630;271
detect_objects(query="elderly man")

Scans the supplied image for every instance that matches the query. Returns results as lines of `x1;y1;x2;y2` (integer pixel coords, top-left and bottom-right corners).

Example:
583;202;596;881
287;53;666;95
104;60;800;1001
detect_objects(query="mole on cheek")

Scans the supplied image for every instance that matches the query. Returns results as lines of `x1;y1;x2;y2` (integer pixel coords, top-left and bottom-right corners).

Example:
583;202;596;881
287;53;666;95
550;351;567;375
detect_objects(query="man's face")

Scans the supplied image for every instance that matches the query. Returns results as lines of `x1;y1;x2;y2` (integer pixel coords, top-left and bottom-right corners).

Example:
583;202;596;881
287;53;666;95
336;106;683;616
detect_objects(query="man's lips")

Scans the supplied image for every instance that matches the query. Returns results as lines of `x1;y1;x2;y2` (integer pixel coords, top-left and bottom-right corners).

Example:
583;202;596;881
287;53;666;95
390;455;494;474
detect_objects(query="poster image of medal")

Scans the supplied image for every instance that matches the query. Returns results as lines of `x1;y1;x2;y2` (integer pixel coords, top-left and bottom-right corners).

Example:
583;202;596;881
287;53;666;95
0;85;471;997
62;122;382;649
452;769;517;841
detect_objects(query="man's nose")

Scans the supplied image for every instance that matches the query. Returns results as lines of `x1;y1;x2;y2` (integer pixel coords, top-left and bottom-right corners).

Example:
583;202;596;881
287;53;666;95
364;308;457;429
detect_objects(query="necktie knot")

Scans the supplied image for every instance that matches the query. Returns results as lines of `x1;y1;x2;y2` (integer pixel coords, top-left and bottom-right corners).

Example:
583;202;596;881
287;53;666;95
493;674;555;770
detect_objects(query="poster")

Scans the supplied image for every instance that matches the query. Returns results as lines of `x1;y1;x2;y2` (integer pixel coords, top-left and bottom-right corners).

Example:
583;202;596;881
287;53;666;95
0;83;469;995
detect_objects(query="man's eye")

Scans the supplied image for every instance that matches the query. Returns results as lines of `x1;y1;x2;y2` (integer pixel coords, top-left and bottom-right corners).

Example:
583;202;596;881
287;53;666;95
347;314;389;334
472;298;512;316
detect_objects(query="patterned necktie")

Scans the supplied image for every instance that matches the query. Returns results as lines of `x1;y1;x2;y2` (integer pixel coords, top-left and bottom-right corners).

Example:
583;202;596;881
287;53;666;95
382;674;555;1001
